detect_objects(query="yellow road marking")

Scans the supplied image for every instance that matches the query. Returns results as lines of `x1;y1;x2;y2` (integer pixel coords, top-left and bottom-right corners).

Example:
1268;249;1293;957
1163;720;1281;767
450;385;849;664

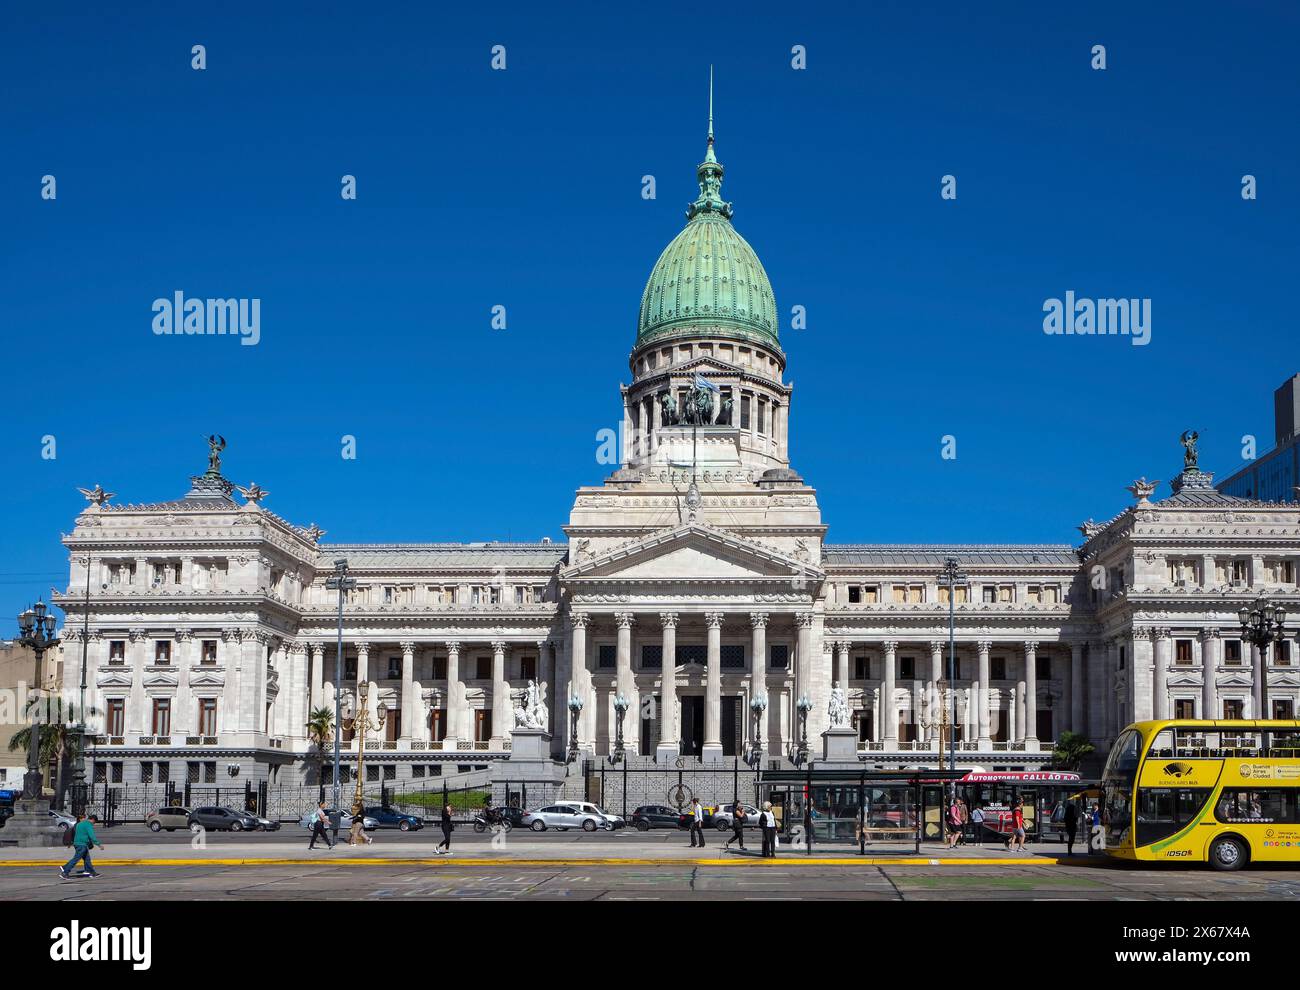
0;857;1063;868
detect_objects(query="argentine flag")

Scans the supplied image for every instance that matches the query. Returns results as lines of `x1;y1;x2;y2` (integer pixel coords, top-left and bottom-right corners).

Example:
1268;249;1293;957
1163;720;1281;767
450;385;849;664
693;373;719;393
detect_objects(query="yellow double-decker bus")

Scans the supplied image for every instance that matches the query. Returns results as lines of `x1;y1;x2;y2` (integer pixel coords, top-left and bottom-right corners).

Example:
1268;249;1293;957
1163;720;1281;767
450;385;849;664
1102;719;1300;870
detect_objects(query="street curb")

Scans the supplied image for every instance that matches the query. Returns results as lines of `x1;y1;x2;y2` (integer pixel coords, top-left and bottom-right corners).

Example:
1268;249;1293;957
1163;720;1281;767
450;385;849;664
0;856;1068;868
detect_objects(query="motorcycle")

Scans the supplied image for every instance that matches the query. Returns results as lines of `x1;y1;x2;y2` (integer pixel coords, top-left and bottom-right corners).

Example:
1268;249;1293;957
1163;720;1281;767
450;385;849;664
472;806;512;833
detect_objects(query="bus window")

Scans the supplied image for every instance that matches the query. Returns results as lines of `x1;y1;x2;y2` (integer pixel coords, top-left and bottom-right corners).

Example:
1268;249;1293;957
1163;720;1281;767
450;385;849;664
1135;787;1212;846
1148;728;1175;758
1268;730;1300;755
1215;789;1298;824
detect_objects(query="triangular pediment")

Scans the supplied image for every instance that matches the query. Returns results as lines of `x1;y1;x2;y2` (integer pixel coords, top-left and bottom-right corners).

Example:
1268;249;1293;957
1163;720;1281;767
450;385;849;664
143;671;179;689
1167;672;1203;687
190;670;226;687
563;523;821;584
1215;671;1255;688
96;669;134;688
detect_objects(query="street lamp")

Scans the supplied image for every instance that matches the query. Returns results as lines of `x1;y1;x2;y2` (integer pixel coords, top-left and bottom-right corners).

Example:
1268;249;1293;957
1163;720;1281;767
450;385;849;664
351;682;387;811
566;694;584;764
1239;598;1288;719
748;692;768;767
936;557;967;777
611;694;629;764
795;694;812;767
9;601;61;846
918;679;952;772
324;558;355;836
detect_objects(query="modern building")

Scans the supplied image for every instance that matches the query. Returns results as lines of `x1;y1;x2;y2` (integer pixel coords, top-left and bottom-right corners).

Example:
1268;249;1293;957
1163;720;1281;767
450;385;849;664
1217;373;1300;503
54;119;1300;790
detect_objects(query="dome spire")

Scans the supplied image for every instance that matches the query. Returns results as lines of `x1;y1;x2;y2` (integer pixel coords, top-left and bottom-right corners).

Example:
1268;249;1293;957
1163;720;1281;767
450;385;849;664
688;65;732;221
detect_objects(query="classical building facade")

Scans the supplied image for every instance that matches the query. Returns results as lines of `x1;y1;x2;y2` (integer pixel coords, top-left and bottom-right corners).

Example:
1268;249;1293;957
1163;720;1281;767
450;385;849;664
55;124;1300;789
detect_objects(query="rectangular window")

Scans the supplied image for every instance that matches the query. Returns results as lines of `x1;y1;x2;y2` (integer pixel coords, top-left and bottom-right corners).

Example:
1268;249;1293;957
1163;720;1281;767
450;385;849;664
367;764;380;783
475;710;491;742
848;585;861;604
1036;655;1052;679
899;657;916;680
854;656;870;680
386;711;399;742
431;656;447;679
1119;646;1126;671
476;657;491;680
158;762;169;784
412;764;425;778
201;640;218;664
203;762;216;783
1273;699;1295;720
641;645;662;670
1175;639;1193;665
152;698;171;736
769;644;789;669
982;586;997;603
141;762;153;784
1174;698;1196;719
383;764;396;781
345;657;358;679
109;640;126;664
186;762;200;784
598;644;617;669
94;763;107;784
740;395;751;430
110;763;123;784
991;657;1007;681
757;399;766;434
387;656;401;679
198;699;218;736
429;709;446;741
154;641;171;665
1277;641;1293;666
1223;699;1245;720
1225;641;1243;665
721;644;745;669
107;699;125;736
520;655;537;681
938;585;970;604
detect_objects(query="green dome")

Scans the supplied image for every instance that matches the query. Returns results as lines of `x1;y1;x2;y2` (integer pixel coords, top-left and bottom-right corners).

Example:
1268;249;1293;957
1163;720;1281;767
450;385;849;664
635;126;779;350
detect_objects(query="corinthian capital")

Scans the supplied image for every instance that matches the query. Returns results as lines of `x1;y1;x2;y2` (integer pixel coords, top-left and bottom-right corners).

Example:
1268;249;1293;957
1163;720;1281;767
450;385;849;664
795;612;815;629
659;612;679;629
614;612;636;629
749;612;769;629
570;612;591;630
705;612;725;629
1023;641;1039;656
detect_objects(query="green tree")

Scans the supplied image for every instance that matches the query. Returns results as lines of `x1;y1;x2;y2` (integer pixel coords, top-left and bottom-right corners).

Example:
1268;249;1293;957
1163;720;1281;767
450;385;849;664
7;697;83;800
305;706;335;787
1052;730;1096;770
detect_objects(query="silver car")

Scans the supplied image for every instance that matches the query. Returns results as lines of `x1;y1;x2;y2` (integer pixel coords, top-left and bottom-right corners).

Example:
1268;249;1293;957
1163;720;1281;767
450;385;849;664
711;802;761;830
522;804;612;832
298;809;377;831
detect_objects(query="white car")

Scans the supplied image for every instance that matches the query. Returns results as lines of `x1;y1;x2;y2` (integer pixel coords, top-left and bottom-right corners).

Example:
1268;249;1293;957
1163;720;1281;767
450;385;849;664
555;801;624;829
297;809;377;831
522;804;613;832
711;802;761;830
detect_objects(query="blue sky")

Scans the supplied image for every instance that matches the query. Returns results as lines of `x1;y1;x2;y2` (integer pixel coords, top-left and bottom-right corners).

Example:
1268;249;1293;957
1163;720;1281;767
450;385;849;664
1;1;1296;623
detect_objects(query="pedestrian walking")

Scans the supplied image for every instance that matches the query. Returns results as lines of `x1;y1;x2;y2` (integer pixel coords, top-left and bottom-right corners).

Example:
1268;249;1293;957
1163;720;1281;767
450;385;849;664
59;812;103;879
308;801;334;850
1089;803;1102;854
724;802;747;851
1063;800;1080;856
1008;798;1027;852
945;795;962;848
970;803;985;846
689;797;706;848
349;802;373;846
434;801;454;855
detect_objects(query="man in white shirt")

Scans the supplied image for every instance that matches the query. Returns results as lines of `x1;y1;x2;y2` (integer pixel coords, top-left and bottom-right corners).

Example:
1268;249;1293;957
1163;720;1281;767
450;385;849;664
689;797;706;848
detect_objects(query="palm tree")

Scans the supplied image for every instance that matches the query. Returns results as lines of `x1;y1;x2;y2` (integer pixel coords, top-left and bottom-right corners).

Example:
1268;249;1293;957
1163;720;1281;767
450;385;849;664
305;706;335;791
1052;730;1096;771
8;697;82;802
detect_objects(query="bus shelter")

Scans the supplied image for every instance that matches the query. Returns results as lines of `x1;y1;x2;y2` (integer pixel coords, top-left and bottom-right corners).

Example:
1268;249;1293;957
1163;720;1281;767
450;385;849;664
757;767;967;854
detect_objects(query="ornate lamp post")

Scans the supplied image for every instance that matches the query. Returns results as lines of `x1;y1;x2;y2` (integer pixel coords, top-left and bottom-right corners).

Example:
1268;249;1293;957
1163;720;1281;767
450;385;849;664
325;558;354;837
918;678;952;773
351;682;387;812
936;557;966;778
566;694;584;764
1239;598;1288;719
748;692;768;767
794;695;812;767
17;602;59;801
611;694;629;764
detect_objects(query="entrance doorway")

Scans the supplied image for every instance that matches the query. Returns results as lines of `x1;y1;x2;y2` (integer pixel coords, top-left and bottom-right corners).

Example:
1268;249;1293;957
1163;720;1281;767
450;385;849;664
681;696;704;756
721;696;741;756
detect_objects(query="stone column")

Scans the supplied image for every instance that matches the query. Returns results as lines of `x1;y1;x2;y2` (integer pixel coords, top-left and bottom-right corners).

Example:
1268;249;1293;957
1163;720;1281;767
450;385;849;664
356;642;374;733
703;612;724;761
1251;643;1265;718
1070;642;1085;734
614;612;636;753
400;641;416;743
239;631;267;735
930;640;944;685
834;640;850;691
569;613;590;753
444;641;462;745
658;613;679;758
491;640;509;747
977;640;992;746
882;640;898;749
128;628;147;735
1024;641;1038;750
795;612;814;704
1200;629;1218;720
750;613;768;752
1153;629;1171;721
174;630;193;738
1009;687;1018;741
309;645;324;711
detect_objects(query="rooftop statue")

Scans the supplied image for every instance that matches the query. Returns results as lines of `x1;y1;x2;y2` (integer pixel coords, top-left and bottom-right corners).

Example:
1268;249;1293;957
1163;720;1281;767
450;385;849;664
206;434;227;474
1180;430;1199;469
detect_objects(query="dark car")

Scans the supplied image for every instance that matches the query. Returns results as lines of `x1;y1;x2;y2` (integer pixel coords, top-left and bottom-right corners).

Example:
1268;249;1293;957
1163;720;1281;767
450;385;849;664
188;806;259;832
500;806;529;829
631;805;688;831
362;806;423;831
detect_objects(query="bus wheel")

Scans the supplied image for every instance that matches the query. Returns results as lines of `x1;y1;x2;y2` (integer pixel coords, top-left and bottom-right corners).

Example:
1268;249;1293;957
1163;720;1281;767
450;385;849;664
1209;836;1247;871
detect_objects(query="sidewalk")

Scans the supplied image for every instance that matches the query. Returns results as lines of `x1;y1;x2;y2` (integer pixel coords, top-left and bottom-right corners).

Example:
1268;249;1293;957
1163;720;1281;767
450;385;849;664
0;836;1091;867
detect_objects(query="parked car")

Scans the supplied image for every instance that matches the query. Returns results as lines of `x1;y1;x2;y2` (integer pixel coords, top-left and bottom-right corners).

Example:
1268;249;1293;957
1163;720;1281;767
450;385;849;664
362;806;423;831
48;809;78;829
297;809;377;831
500;806;529;829
555;801;624;829
521;804;613;832
245;811;281;831
146;806;193;832
188;806;260;832
711;802;762;830
630;805;687;831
